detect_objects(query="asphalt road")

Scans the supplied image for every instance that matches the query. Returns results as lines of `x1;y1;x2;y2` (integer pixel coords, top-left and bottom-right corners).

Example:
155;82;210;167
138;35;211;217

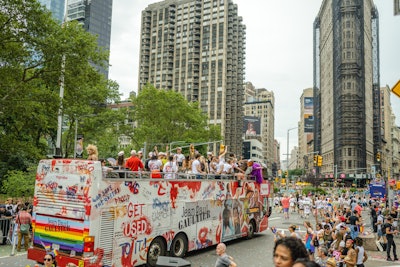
3;210;400;267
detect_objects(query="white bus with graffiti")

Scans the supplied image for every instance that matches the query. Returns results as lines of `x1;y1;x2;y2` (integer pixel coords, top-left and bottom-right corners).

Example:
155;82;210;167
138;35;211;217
27;159;271;267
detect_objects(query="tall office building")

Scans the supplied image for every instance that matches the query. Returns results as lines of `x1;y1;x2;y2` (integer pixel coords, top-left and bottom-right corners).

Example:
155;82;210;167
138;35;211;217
298;88;314;174
37;0;66;23
313;0;380;176
243;82;275;176
66;0;113;78
138;0;246;155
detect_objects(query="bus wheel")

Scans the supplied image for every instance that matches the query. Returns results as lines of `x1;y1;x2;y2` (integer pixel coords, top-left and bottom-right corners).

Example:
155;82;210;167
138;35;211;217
147;237;166;267
246;220;256;239
170;233;188;257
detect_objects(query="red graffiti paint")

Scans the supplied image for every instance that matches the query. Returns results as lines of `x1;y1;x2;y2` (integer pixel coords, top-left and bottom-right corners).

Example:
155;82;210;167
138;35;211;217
168;181;202;209
123;216;152;237
84;248;104;267
198;227;209;244
121;239;138;267
162;230;175;243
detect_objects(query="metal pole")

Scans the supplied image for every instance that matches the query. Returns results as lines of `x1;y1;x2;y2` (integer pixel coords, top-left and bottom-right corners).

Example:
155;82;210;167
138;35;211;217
286;127;298;189
74;117;78;159
55;54;66;157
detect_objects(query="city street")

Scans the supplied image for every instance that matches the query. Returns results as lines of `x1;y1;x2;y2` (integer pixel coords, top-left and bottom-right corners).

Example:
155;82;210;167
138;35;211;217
2;208;400;267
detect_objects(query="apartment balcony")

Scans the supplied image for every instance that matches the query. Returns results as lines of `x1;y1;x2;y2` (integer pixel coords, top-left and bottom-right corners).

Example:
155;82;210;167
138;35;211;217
144;16;151;23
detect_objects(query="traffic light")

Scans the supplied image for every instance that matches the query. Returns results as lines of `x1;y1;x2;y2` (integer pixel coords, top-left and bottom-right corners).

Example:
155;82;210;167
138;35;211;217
317;155;323;167
285;170;288;177
376;152;381;162
313;155;317;166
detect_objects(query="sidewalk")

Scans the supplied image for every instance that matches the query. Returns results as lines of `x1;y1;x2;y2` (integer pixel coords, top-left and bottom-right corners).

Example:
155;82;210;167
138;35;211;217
361;209;400;262
0;244;26;258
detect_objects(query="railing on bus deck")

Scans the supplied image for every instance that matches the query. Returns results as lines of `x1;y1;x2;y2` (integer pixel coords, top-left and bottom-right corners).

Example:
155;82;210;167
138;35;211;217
104;169;246;181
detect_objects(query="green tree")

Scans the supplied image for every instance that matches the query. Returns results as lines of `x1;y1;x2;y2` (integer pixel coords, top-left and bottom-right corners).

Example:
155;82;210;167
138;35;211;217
130;84;221;148
2;167;36;197
0;0;122;185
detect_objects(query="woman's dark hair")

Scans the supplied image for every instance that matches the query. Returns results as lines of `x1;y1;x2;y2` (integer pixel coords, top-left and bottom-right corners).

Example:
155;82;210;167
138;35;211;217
274;236;309;262
117;155;124;166
293;258;321;267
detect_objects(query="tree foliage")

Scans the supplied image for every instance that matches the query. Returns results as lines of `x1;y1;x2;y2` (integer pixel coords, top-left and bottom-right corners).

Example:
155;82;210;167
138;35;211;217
0;0;123;187
130;84;221;148
2;167;36;197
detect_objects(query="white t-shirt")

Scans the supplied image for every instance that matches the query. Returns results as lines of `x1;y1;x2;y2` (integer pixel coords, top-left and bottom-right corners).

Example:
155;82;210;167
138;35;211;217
148;159;162;171
222;163;233;174
192;159;201;174
163;161;178;179
174;153;185;163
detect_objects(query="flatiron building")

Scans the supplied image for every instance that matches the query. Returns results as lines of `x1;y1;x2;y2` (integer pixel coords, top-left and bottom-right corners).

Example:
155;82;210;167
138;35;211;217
313;0;380;176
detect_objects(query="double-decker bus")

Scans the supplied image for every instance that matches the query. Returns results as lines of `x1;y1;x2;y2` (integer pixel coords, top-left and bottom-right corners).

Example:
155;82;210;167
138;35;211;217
28;159;271;267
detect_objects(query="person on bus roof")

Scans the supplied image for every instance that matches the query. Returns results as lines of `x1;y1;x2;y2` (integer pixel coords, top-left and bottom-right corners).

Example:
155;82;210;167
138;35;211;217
125;150;144;172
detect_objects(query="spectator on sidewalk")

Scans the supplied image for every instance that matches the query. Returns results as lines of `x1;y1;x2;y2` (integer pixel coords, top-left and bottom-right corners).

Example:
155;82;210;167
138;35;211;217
273;236;309;267
15;205;32;251
0;204;12;245
385;216;399;261
355;237;368;267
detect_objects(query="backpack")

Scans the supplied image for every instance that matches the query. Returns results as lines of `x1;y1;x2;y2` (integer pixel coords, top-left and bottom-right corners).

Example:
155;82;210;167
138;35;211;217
18;216;30;234
20;223;30;234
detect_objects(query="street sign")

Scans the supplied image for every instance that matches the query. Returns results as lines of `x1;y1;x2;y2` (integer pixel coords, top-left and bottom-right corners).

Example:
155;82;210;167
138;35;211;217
391;79;400;98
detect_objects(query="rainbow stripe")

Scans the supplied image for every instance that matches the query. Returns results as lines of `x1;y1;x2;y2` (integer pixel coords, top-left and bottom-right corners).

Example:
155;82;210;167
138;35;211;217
33;215;89;253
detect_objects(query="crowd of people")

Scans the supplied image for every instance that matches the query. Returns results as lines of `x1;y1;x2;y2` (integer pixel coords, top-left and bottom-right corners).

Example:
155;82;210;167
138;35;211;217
270;192;400;267
102;145;264;183
0;198;78;267
0;197;33;251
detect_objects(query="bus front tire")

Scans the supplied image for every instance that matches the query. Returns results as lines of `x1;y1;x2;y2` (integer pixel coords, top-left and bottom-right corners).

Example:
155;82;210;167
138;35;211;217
147;237;166;267
170;233;188;258
246;220;256;239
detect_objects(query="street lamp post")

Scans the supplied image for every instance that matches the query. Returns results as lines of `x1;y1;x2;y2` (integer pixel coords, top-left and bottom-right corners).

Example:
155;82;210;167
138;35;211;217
55;54;66;157
286;126;298;188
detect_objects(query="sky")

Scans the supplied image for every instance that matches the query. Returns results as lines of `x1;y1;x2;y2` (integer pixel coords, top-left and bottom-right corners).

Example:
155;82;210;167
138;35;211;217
108;0;400;159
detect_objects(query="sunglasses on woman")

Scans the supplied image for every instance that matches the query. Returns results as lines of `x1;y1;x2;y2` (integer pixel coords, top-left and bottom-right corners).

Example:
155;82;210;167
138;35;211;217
44;257;52;261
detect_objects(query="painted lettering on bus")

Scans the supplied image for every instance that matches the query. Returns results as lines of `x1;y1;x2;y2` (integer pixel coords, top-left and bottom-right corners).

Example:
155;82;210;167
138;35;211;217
93;185;121;209
178;205;211;229
45;218;71;232
122;216;152;237
127;203;145;218
114;194;130;205
152;198;170;210
162;230;175;243
119;238;147;266
152;206;174;222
